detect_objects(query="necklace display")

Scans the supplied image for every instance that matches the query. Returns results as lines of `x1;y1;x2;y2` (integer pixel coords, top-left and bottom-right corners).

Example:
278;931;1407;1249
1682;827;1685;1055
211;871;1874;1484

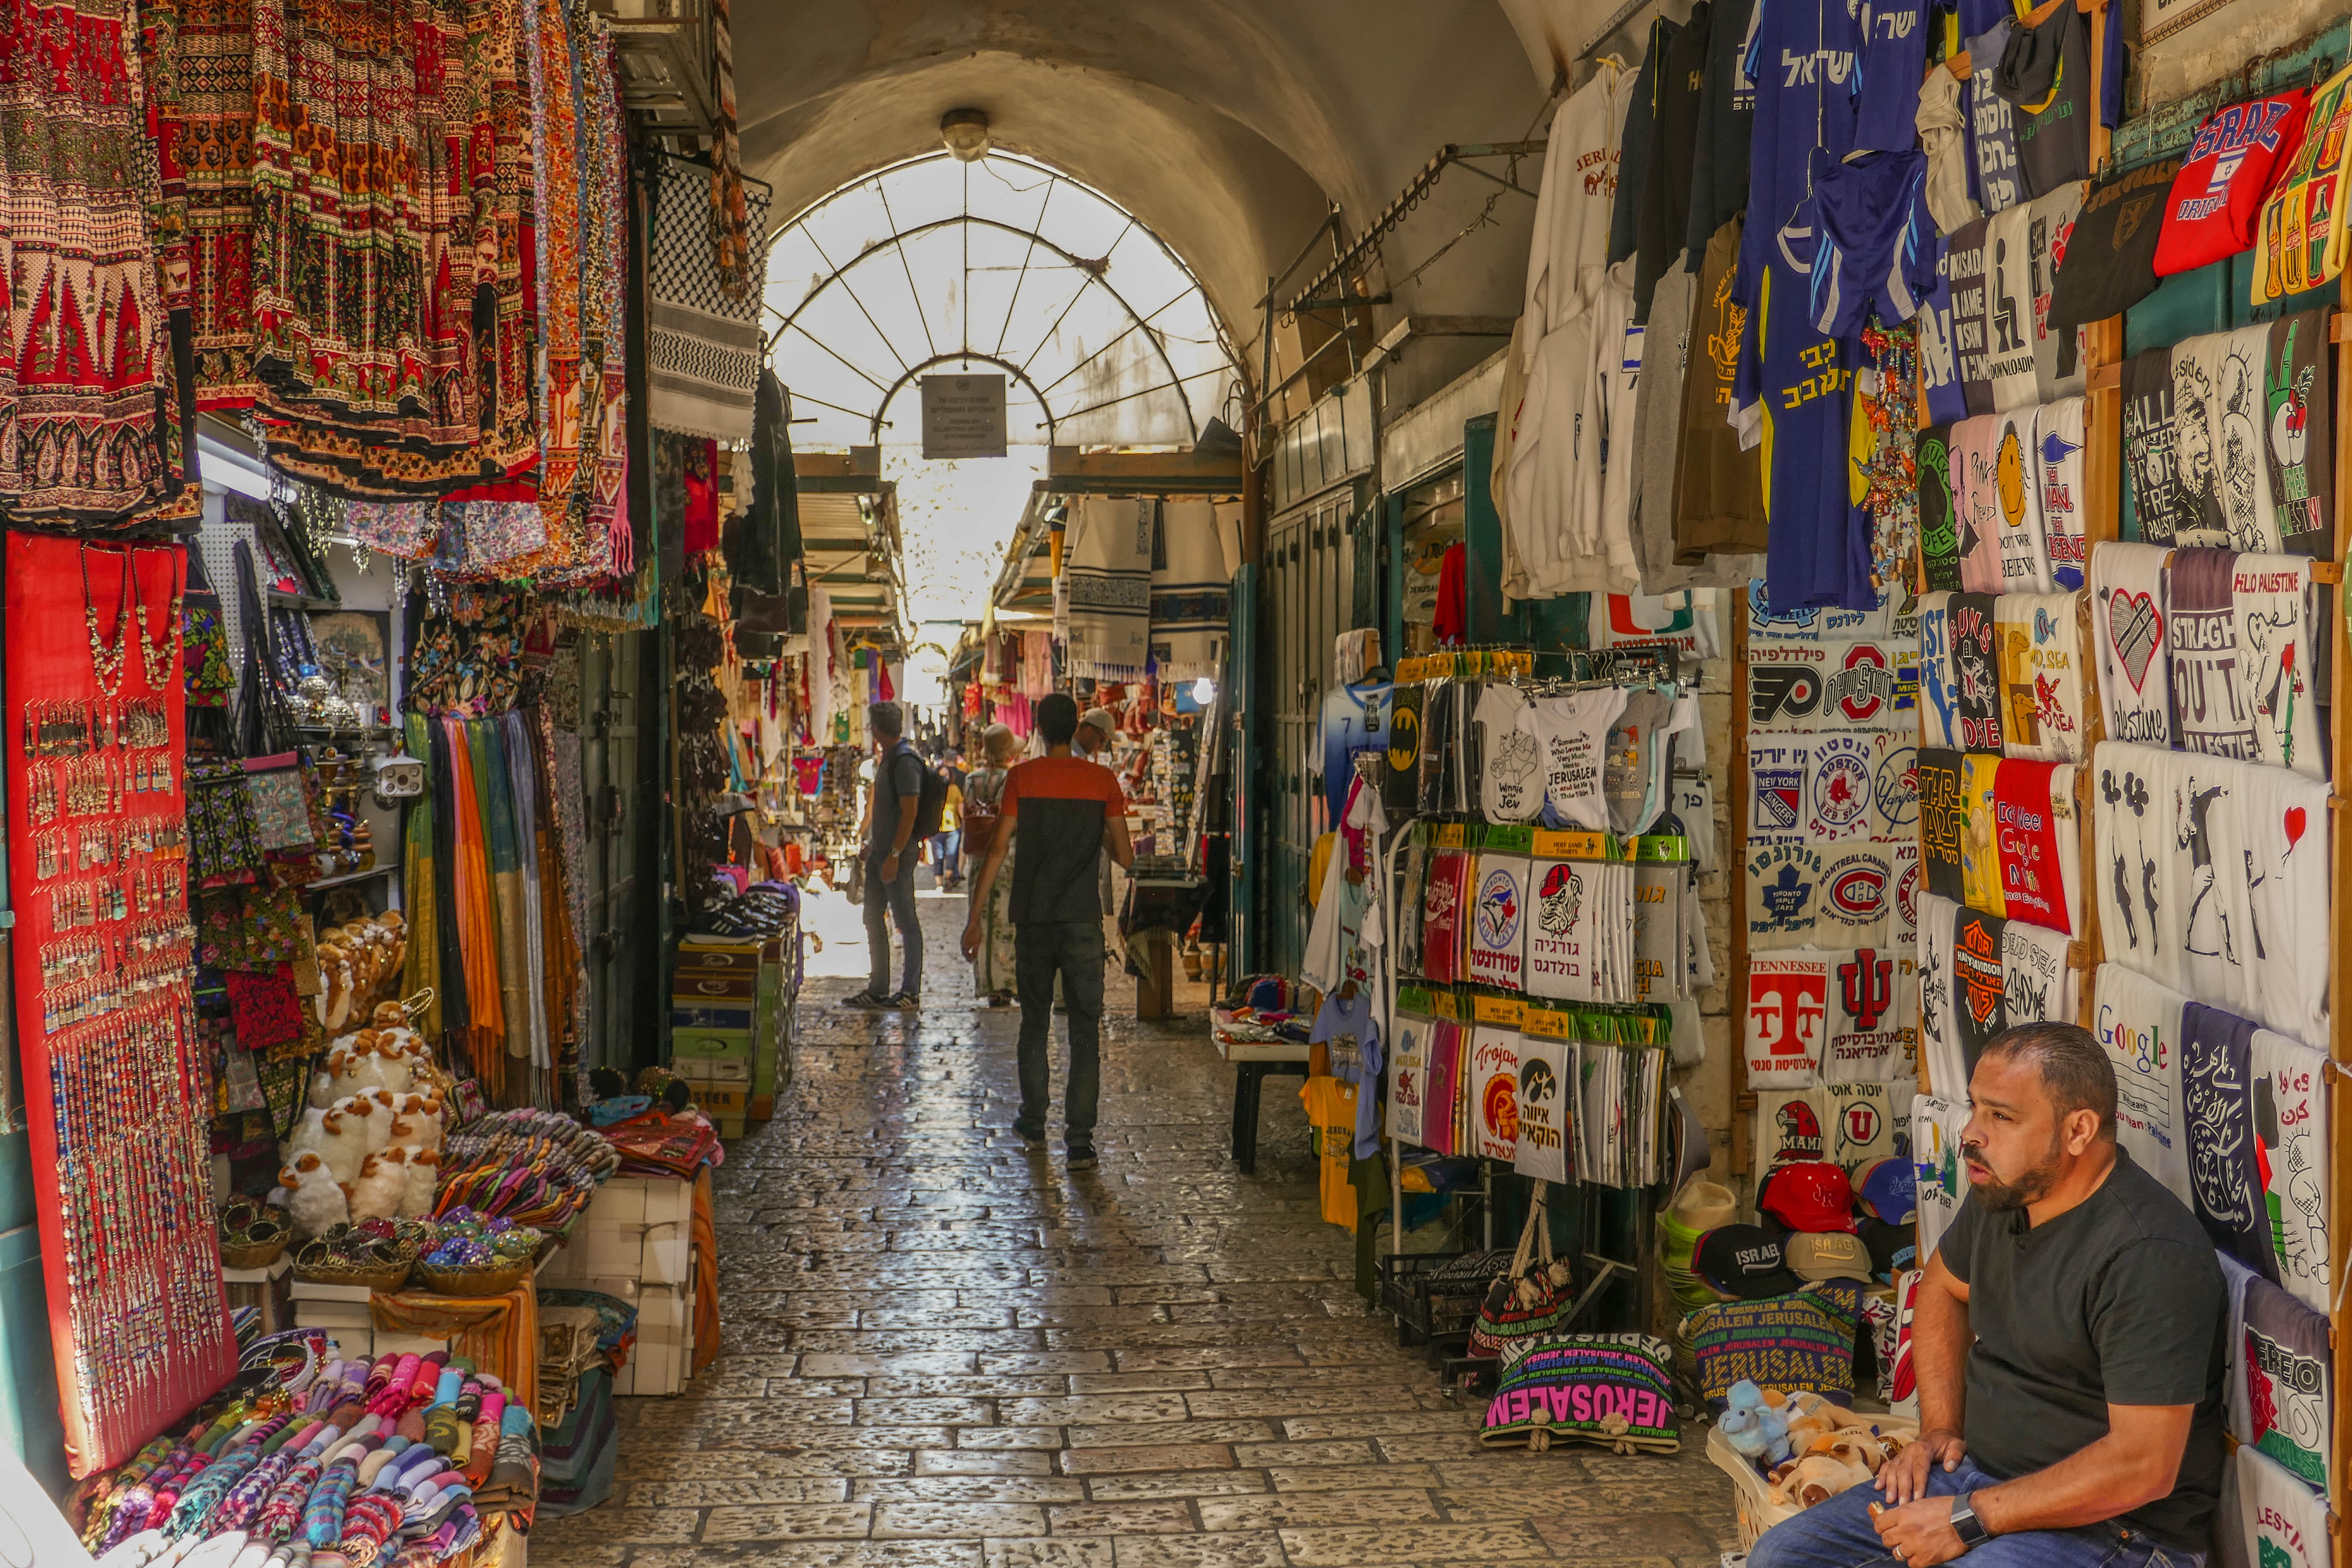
132;547;184;693
80;544;132;698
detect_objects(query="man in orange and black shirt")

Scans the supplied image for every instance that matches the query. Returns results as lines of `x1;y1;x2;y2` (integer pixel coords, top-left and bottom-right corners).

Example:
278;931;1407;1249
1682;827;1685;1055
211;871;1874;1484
961;693;1134;1170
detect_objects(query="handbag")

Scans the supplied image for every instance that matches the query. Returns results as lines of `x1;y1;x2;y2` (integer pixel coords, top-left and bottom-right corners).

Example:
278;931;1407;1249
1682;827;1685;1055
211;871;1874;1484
1467;1190;1579;1360
961;771;1006;859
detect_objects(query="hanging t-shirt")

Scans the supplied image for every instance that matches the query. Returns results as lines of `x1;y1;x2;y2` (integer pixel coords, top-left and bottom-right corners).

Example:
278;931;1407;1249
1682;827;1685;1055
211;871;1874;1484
2002;916;2076;1031
2184;1001;2274;1281
1948;218;1997;415
1918;67;1979;236
2124;347;2194;544
1632;862;1687;1004
2222;1256;2334;1486
1473;685;1543;822
1470;1023;1523;1164
2253;66;2352;303
1467;853;1531;992
1422;1020;1464;1156
1982;203;2040;413
2093;962;2195;1205
2050;158;2180;335
2265;309;2334;559
1991;407;2052;593
1383;683;1426;819
2153;91;2314;278
2174;333;2234;545
2233;761;2330;1052
1736;0;1865;301
1687;0;1757;260
1311;990;1386;1158
1433;542;1467;644
1957;752;2006;914
2230;554;2320;777
1919;253;1971;429
1920;591;1958;747
1420;846;1471;984
2169;548;2257;760
2227;1400;2334;1568
1949;591;2003;751
2095;542;2175;747
1826;946;1916;1083
1677;218;1769;560
1991;757;2076;934
1745;952;1831;1090
1911;1093;1970;1262
2034;397;2087;590
1753;228;1874;611
2248;1027;2331;1311
1317;680;1392;830
1950;903;2010;1072
2211;325;2282;553
1997;591;2087;762
1916;746;1968;902
1530;688;1629;830
2024;183;2086;401
1819;841;1900;947
1529;855;1626;999
2008;0;2092;199
1604;689;1674;835
1916;891;1964;1094
1966;26;2026;216
1919;425;1963;592
1387;1007;1434;1150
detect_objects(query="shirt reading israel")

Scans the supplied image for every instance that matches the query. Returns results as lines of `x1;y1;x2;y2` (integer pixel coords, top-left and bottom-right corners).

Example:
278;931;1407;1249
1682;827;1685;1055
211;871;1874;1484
1759;217;1873;609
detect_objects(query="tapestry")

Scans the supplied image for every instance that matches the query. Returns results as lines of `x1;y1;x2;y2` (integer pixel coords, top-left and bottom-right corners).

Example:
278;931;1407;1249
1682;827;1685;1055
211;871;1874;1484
646;153;773;442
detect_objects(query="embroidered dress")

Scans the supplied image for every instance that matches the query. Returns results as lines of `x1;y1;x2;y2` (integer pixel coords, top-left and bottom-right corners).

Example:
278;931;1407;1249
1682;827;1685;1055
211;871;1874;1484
137;0;260;406
0;0;170;523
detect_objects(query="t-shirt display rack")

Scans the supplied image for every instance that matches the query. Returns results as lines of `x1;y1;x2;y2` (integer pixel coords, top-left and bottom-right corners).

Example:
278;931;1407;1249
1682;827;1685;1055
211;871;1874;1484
1372;653;1703;1378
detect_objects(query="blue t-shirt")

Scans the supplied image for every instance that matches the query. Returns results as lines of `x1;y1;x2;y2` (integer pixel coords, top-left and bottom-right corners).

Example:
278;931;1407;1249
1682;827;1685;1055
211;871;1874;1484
1317;682;1391;830
1755;205;1876;612
1310;990;1386;1158
1917;237;1970;426
1736;0;1865;303
1809;149;1938;335
1854;0;1929;153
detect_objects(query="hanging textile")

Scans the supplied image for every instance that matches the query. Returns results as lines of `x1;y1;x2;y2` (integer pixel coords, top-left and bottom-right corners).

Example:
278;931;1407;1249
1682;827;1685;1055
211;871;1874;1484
1063;496;1153;680
1148;500;1233;682
646;153;774;441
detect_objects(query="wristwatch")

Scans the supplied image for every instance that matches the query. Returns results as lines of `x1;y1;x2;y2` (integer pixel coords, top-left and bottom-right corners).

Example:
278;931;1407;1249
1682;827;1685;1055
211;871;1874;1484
1950;1494;1993;1550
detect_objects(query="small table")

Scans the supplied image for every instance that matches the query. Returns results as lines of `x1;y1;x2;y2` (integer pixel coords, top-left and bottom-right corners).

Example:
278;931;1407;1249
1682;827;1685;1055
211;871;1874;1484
1213;1029;1312;1174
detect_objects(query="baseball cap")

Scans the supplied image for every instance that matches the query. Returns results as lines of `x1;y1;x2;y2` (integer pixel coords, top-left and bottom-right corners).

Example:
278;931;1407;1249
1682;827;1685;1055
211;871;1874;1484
1758;1161;1858;1234
1858;1216;1917;1281
1079;707;1117;738
1856;1158;1916;1225
1694;1225;1803;1300
1785;1231;1874;1283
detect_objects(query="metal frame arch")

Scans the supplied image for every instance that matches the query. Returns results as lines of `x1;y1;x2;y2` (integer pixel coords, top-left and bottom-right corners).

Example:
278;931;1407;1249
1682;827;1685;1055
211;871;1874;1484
870;352;1061;445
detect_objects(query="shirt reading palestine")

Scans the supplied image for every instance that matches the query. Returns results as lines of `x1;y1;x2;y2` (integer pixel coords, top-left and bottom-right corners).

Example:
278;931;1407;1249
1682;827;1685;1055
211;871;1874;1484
1000;756;1127;924
1938;1148;2226;1550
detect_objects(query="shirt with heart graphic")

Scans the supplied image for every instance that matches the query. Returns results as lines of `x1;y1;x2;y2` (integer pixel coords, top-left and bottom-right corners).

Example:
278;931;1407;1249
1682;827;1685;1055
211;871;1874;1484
2094;541;2174;746
2232;761;2329;1052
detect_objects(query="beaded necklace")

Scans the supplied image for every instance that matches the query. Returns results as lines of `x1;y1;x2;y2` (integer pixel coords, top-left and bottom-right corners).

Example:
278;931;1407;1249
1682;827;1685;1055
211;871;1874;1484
81;544;132;696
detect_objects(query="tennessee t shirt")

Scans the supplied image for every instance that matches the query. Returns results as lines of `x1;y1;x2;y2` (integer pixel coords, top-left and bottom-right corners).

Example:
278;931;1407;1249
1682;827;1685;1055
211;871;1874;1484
1000;756;1128;925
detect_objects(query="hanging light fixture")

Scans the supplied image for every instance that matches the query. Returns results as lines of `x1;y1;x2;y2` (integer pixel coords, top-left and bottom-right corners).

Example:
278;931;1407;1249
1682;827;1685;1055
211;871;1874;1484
940;108;991;162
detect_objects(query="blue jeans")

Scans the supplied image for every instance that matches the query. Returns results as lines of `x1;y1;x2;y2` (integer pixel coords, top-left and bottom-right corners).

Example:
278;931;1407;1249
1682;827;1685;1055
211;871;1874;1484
864;848;922;997
1750;1462;2204;1568
1014;921;1104;1146
931;830;962;882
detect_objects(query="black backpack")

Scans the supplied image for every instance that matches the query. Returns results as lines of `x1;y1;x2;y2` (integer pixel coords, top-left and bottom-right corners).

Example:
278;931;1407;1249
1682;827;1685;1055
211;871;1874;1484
899;745;950;839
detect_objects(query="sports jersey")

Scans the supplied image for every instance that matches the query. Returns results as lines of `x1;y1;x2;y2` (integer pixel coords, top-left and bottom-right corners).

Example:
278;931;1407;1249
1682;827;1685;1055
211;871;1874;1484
2253;64;2352;303
1317;681;1392;830
1737;0;1865;303
2049;157;2179;334
2024;182;2085;401
1981;202;2040;413
1917;239;1969;426
1946;217;1995;416
1966;23;2026;216
1756;210;1875;612
1474;684;1543;822
1856;0;1929;152
2153;90;2312;278
1810;149;1939;333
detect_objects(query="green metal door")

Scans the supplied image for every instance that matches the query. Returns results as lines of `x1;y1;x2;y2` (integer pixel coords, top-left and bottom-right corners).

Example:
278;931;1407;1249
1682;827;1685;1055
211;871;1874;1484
579;632;655;1074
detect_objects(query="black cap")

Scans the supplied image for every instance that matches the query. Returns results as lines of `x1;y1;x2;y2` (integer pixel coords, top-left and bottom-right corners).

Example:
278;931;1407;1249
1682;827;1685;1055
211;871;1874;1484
1857;1215;1917;1282
1694;1224;1804;1301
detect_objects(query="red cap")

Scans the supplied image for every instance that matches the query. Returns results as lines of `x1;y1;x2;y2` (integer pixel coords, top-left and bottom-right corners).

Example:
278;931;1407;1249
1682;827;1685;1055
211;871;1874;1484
1759;1161;1857;1234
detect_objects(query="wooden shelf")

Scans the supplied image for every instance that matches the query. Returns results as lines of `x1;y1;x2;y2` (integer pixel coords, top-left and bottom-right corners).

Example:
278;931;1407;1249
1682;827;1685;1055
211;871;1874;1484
303;862;400;894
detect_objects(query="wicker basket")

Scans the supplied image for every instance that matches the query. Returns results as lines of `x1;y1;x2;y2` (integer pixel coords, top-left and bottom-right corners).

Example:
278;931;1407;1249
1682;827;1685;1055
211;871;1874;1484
1706;1424;1804;1549
220;1233;289;1271
413;1259;532;1298
293;1241;416;1295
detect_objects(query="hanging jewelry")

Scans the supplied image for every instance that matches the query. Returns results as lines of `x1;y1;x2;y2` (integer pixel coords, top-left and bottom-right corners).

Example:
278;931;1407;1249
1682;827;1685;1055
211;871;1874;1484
80;545;132;697
132;547;184;694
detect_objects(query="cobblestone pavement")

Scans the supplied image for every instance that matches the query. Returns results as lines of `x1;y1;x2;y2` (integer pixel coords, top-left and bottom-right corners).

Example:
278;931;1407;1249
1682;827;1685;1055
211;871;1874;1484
534;891;1736;1568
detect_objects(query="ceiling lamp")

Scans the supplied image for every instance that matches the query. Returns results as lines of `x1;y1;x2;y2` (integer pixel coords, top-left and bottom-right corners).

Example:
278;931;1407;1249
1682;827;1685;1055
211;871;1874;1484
940;107;991;162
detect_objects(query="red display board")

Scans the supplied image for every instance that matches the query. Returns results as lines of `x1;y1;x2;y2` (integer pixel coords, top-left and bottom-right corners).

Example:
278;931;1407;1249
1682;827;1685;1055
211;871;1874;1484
5;531;233;1476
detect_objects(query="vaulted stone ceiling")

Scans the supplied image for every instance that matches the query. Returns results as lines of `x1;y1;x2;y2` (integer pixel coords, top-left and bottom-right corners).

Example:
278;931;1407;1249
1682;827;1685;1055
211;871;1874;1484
732;0;1624;405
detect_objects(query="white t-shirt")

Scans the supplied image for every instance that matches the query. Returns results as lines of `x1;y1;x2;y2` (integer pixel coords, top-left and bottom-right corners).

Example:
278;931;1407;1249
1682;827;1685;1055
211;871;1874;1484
1527;689;1629;831
1474;685;1543;822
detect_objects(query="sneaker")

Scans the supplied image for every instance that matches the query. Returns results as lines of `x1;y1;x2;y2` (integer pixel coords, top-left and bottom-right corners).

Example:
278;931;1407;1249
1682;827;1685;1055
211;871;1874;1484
844;989;893;1008
987;994;1012;1008
887;991;921;1010
1066;1147;1099;1171
1014;1126;1044;1150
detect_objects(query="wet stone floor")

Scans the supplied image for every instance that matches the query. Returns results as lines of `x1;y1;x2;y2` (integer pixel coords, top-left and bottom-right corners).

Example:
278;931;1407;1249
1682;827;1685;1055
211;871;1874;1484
533;891;1737;1568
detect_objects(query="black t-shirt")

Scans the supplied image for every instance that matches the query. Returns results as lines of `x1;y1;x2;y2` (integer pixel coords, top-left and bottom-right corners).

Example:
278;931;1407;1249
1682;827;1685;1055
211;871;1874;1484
2049;157;2178;335
869;742;926;859
1684;0;1755;266
1937;1147;2226;1550
1636;4;1711;320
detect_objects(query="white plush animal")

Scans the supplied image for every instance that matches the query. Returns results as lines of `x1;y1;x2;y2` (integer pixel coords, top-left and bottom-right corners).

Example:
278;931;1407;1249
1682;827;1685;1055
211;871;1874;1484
291;1107;365;1188
282;1153;351;1239
389;1093;444;1153
399;1148;439;1219
349;1148;409;1223
358;1090;398;1152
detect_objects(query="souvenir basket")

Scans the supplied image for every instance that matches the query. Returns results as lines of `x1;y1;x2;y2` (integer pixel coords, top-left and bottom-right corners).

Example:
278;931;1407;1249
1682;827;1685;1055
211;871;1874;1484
413;1211;542;1295
217;1199;291;1270
414;1258;533;1297
221;1231;291;1271
291;1243;416;1295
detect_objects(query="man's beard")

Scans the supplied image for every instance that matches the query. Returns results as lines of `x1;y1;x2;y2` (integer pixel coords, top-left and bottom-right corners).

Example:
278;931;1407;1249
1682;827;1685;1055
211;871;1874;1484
1963;1136;2063;1212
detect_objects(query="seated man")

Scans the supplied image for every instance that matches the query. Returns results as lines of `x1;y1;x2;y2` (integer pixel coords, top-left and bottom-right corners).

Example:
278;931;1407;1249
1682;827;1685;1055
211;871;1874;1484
1751;1021;2224;1568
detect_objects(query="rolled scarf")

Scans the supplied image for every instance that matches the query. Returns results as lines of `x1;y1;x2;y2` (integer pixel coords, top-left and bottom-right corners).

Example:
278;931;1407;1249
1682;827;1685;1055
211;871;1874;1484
423;1371;465;1455
334;1494;404;1568
89;1438;181;1548
180;1531;249;1568
483;1405;537;1509
460;1392;503;1489
300;1462;361;1549
369;1358;421;1420
212;1427;310;1538
252;1451;328;1549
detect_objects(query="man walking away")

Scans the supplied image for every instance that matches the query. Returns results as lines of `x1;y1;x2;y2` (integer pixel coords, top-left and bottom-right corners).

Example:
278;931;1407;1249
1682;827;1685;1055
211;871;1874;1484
932;757;965;891
851;701;926;1009
961;694;1133;1170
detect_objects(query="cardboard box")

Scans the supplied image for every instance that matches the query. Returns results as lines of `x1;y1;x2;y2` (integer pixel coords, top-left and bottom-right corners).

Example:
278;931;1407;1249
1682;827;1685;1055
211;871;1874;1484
677;1054;750;1083
672;1004;756;1032
674;1030;752;1059
694;1084;748;1115
675;972;757;1001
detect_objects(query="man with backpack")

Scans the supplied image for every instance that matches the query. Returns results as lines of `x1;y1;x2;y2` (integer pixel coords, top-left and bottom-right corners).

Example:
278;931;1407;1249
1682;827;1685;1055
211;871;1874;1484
851;701;943;1009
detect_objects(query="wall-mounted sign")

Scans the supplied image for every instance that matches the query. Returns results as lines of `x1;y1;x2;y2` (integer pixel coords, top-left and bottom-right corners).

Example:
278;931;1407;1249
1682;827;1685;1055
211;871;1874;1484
920;374;1008;458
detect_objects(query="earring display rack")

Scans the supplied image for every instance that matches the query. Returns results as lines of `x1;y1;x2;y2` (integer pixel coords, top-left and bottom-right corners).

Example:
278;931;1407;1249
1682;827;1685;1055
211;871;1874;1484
5;532;233;1478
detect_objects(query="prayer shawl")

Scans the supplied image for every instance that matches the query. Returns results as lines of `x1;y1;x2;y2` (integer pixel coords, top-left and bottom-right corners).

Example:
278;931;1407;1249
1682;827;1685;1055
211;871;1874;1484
1147;501;1232;682
1990;408;2052;593
427;722;467;1036
1953;416;2006;591
1062;496;1154;680
645;153;773;441
2265;310;2334;557
2091;962;2194;1204
1995;591;2086;762
2124;348;2195;544
1744;953;1831;1090
2034;398;2088;588
472;722;532;1065
2220;1255;2334;1488
2229;554;2320;777
2093;542;2173;746
502;712;552;1071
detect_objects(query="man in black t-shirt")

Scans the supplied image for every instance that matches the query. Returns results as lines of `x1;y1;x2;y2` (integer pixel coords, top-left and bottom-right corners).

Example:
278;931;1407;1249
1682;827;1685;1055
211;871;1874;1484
1750;1022;2224;1568
850;701;928;1009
